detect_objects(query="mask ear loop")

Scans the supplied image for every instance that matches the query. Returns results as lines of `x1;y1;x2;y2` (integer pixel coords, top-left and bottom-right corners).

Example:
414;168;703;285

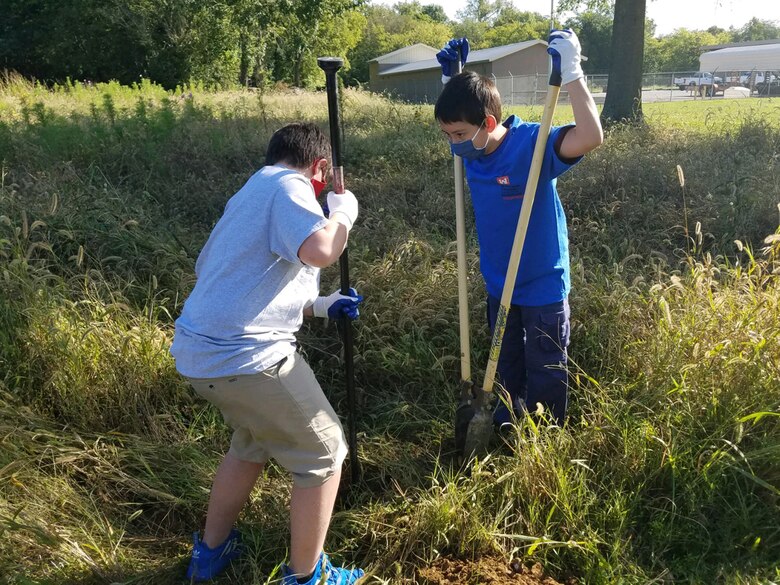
474;119;489;151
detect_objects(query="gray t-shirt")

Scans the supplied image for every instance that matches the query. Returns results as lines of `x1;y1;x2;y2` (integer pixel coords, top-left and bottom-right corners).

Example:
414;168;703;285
170;165;329;378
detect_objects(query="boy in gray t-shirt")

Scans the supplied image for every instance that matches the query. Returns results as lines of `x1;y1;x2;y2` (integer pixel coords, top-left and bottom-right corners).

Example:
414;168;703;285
171;122;364;584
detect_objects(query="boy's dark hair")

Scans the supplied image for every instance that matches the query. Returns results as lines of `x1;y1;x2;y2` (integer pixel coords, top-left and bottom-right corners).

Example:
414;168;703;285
266;122;331;170
434;71;502;125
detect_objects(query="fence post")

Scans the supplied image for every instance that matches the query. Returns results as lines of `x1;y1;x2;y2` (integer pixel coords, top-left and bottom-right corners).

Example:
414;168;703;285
534;72;539;105
511;73;514;106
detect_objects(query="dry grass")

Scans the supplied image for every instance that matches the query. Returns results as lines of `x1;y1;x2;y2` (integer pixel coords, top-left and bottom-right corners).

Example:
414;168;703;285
0;80;778;584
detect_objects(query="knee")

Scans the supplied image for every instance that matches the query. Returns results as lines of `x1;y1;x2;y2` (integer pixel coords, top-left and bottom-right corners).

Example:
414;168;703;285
532;310;570;361
290;424;348;488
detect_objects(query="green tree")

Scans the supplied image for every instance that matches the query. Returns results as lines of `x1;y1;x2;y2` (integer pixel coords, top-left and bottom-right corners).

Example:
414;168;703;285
0;0;368;88
346;8;392;85
654;28;732;72
0;0;147;84
560;0;646;124
392;1;450;24
732;18;780;42
227;0;287;87
479;8;550;47
270;0;366;87
453;19;490;49
421;3;448;23
115;0;245;88
0;0;278;88
643;33;662;73
346;4;452;85
564;11;613;73
456;0;507;24
305;10;367;86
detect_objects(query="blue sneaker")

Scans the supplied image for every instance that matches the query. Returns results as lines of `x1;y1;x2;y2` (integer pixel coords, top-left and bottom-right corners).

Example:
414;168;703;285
282;552;364;585
186;529;242;582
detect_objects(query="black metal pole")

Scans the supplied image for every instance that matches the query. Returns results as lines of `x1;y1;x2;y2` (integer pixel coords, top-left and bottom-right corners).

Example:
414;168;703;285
317;56;360;484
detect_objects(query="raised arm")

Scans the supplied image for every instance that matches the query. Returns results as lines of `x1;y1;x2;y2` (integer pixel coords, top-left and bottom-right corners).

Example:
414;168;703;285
547;29;604;160
558;77;603;159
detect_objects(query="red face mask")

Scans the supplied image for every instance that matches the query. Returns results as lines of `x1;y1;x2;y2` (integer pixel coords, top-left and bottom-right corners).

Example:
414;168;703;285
310;177;327;198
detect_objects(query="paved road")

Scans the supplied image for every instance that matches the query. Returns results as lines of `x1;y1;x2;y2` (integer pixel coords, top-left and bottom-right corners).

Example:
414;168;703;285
591;88;749;104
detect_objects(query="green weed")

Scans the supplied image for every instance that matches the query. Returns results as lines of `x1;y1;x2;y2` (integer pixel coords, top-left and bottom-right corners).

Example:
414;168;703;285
0;83;777;584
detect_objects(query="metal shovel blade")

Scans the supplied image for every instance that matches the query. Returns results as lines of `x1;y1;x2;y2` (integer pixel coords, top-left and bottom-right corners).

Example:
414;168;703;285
463;398;493;458
454;380;475;456
455;384;493;460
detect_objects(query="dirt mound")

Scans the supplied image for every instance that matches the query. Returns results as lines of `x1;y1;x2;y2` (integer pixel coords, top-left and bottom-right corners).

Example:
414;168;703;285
418;556;576;585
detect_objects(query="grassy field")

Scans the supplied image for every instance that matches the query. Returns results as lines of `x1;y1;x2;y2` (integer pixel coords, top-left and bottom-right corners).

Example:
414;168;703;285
0;75;778;584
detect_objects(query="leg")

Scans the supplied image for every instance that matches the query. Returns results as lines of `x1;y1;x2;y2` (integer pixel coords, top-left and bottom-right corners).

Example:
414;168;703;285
189;374;273;549
521;299;570;424
264;354;354;580
289;467;342;576
486;295;527;425
186;373;275;581
202;452;264;548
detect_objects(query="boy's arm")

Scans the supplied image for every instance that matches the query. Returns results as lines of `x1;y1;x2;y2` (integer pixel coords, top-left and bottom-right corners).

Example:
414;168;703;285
546;29;604;161
298;220;349;268
297;190;357;268
557;77;604;160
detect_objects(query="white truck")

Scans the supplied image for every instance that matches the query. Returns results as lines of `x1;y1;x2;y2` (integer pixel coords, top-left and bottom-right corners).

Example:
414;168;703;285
673;72;723;91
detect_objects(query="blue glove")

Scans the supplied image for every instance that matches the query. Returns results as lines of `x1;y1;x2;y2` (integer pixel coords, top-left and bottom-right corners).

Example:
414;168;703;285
312;287;363;320
547;29;583;86
436;38;470;84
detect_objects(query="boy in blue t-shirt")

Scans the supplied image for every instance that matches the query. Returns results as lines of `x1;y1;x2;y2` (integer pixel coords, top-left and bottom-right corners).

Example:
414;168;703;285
435;30;603;426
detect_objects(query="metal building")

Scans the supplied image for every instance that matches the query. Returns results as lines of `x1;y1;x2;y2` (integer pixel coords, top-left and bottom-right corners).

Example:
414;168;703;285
369;40;550;104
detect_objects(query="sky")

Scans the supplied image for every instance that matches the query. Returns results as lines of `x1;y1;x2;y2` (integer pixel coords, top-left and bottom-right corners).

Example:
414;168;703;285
372;0;780;37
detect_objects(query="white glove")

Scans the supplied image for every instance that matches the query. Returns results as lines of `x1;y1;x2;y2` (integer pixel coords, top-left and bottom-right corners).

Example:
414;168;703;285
547;29;584;86
326;190;358;230
312;288;363;319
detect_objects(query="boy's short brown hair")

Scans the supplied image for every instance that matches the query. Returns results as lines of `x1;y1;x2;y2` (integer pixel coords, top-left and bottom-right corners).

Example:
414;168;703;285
265;122;331;170
434;71;502;126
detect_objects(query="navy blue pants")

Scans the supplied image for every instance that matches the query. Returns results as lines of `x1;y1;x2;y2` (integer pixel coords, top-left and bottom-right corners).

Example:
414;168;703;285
486;296;570;425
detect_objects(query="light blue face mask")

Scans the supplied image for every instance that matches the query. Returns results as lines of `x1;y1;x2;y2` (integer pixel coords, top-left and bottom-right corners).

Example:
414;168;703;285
450;120;488;161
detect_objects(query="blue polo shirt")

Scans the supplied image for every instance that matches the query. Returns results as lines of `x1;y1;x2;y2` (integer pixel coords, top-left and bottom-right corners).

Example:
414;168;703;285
464;115;581;306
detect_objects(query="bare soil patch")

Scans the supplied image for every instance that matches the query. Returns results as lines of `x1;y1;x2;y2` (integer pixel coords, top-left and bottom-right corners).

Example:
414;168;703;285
418;556;577;585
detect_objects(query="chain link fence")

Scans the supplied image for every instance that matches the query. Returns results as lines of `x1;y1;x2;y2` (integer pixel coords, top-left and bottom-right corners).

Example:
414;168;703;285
383;71;776;106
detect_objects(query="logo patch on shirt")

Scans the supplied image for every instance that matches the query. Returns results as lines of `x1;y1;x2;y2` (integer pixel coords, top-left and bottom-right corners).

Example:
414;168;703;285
497;175;510;185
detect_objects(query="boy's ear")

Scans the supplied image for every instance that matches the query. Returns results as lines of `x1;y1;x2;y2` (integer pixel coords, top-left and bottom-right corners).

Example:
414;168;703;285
485;115;498;132
309;157;328;178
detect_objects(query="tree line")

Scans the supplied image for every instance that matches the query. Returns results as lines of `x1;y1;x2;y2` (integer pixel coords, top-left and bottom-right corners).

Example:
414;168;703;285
1;0;779;90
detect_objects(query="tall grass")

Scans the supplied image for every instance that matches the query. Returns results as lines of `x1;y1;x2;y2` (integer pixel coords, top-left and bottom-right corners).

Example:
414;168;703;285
0;79;778;584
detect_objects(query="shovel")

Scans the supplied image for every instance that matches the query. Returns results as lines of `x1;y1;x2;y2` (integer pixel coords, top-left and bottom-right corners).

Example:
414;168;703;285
456;54;563;461
452;135;475;457
317;56;361;484
447;49;476;458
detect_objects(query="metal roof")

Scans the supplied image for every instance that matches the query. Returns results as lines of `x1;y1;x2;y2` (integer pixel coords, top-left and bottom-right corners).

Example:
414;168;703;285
377;39;547;77
702;39;780;51
370;43;439;63
700;43;780;71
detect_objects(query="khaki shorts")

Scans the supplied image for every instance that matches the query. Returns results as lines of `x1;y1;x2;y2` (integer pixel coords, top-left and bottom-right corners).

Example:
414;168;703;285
187;352;347;488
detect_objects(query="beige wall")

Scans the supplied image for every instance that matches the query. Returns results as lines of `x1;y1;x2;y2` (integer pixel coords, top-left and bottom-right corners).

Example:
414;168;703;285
490;45;549;77
370;66;442;102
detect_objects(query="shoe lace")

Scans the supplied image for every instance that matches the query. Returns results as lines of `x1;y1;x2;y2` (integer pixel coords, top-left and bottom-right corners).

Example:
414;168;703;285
321;555;363;585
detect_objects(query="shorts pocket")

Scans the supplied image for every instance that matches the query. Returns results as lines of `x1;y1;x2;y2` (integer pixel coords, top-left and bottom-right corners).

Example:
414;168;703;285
537;310;570;353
